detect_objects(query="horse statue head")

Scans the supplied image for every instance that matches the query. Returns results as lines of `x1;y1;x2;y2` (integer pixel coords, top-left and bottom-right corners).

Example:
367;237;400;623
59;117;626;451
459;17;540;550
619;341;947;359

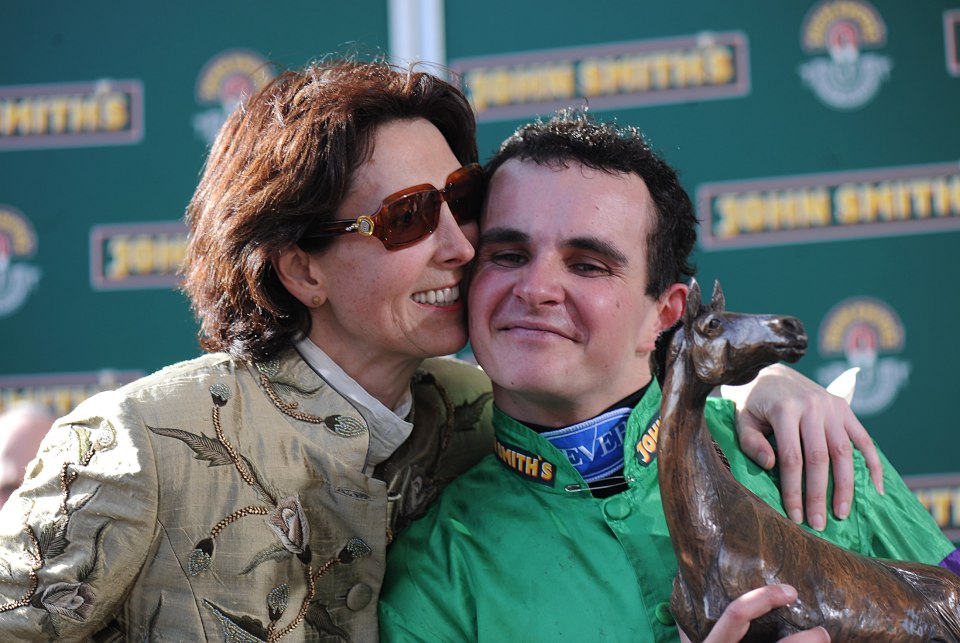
670;279;808;388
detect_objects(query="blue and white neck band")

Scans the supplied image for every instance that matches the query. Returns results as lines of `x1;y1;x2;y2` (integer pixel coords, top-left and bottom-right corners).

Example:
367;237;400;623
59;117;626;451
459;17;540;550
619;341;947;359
541;407;631;483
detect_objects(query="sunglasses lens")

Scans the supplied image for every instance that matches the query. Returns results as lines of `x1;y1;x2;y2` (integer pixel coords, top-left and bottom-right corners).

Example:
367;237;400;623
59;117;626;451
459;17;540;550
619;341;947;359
381;190;441;247
446;168;482;224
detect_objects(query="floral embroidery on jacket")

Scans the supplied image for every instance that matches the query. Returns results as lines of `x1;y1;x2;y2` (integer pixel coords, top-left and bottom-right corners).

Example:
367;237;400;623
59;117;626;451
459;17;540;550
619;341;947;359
0;353;490;640
0;422;115;637
39;582;95;621
147;382;372;641
265;497;311;562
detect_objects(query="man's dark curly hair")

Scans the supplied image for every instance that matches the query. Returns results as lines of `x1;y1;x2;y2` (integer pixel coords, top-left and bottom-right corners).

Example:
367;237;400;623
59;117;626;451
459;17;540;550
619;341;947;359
181;59;478;362
484;108;697;299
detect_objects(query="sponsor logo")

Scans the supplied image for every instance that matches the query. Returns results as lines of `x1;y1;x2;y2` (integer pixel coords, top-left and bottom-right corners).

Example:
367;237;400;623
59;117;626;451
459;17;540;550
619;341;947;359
0;370;143;417
798;0;891;110
0;206;41;317
89;221;188;290
946;9;960;76
816;297;909;416
635;416;661;466
494;438;555;485
904;473;960;542
192;49;275;145
0;79;144;151
450;32;750;122
697;161;960;250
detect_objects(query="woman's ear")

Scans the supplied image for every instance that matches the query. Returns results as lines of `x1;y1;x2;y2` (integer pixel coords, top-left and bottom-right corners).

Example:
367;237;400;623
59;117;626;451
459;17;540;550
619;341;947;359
273;245;327;307
657;283;688;332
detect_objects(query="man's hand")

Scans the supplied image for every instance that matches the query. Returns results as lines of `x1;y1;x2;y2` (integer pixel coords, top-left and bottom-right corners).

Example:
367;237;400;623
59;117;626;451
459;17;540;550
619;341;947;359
722;364;884;531
678;585;830;643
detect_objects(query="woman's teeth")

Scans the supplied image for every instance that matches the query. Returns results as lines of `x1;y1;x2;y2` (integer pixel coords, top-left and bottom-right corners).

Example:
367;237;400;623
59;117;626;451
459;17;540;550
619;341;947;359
412;285;459;305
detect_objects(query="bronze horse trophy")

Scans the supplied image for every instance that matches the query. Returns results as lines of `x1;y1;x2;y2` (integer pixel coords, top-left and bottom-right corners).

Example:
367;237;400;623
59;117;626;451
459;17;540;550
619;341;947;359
658;280;960;642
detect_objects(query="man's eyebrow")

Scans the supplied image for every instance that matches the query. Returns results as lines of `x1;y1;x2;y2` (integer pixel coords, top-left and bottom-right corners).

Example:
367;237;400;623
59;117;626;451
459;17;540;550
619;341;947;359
479;228;629;265
565;236;629;266
478;227;529;247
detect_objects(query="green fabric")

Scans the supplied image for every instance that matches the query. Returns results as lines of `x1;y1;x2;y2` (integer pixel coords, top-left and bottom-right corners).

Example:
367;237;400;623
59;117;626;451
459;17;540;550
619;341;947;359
381;379;955;642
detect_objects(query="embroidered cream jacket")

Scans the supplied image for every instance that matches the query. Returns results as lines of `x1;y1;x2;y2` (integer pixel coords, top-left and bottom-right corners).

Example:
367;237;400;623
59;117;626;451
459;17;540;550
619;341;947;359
0;349;493;642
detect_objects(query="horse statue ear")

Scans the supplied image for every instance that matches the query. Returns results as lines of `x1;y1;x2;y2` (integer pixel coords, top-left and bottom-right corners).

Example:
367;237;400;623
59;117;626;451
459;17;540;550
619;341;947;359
711;280;725;312
685;279;701;325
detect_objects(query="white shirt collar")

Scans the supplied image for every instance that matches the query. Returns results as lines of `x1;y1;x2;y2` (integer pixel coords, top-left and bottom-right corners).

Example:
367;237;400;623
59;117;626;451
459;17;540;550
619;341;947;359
294;337;413;470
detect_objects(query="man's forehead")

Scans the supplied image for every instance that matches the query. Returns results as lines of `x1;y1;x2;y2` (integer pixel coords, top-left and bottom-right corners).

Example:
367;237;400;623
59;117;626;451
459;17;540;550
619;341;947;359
483;158;653;242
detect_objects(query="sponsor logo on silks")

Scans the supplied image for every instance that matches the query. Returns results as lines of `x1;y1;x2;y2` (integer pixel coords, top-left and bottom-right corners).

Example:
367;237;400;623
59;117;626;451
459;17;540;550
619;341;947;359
0;370;143;417
696;161;960;250
903;472;960;542
89;221;188;290
815;296;910;416
635;415;661;467
541;407;629;482
0;79;144;151
494;437;555;485
192;49;276;145
797;0;891;110
0;206;41;318
945;10;960;77
450;31;750;123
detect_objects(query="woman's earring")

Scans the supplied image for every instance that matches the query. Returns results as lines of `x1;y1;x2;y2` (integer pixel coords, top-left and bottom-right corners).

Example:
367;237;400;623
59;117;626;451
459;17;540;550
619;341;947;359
311;296;322;306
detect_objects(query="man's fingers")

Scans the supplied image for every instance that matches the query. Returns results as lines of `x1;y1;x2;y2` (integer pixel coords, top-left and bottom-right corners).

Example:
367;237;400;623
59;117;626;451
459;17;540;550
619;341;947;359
824;416;854;520
772;420;805;526
781;627;831;643
799;412;830;531
736;412;775;470
703;585;798;642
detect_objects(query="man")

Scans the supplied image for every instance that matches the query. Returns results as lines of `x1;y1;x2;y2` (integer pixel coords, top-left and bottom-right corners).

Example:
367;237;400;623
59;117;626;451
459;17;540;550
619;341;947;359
380;110;957;641
0;403;55;508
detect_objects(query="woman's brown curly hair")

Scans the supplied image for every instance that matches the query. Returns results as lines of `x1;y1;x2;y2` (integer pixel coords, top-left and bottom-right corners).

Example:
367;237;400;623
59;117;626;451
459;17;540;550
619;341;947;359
180;60;478;362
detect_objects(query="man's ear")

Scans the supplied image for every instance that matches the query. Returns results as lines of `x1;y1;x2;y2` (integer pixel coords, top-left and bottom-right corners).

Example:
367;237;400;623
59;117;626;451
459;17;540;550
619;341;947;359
657;282;688;331
273;245;327;307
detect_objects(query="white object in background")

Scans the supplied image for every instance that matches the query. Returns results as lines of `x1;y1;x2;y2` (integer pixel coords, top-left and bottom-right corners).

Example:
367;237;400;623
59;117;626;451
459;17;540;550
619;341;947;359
826;367;860;405
388;0;446;69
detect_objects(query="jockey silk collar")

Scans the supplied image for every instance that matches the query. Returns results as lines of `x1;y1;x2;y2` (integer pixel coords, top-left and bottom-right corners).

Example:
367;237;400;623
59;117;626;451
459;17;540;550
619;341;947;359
541;407;631;482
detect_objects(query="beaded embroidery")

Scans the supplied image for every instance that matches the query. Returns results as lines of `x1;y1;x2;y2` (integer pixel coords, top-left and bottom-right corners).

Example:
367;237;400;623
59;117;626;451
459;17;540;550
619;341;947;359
148;381;375;641
266;584;288;621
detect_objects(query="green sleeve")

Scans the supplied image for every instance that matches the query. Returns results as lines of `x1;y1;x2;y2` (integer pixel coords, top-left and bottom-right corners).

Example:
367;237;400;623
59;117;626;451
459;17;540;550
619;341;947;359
847;445;955;564
704;397;954;565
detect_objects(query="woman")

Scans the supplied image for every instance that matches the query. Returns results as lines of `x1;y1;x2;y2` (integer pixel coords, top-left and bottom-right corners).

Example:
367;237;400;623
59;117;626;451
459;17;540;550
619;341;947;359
0;61;493;642
0;60;877;642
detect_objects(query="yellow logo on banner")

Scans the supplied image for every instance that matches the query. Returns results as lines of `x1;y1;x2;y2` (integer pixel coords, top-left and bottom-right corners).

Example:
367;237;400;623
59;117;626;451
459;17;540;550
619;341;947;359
0;206;41;317
698;163;960;249
193;49;275;145
451;32;749;122
798;0;891;110
816;297;910;417
0;79;143;150
89;222;188;290
0;370;143;417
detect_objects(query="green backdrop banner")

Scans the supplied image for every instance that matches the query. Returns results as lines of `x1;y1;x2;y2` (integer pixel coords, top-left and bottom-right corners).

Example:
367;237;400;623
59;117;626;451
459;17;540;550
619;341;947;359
2;1;958;537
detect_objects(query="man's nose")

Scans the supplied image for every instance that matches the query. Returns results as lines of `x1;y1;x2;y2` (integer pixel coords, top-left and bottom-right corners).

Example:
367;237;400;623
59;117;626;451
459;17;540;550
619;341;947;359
513;257;564;306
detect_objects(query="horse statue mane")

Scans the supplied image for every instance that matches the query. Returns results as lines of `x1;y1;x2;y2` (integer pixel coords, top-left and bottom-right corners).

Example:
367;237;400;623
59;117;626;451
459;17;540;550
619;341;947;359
658;279;960;642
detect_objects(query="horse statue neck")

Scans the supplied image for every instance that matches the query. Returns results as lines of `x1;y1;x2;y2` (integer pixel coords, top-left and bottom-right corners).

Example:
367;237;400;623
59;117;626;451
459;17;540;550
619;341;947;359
658;279;807;549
